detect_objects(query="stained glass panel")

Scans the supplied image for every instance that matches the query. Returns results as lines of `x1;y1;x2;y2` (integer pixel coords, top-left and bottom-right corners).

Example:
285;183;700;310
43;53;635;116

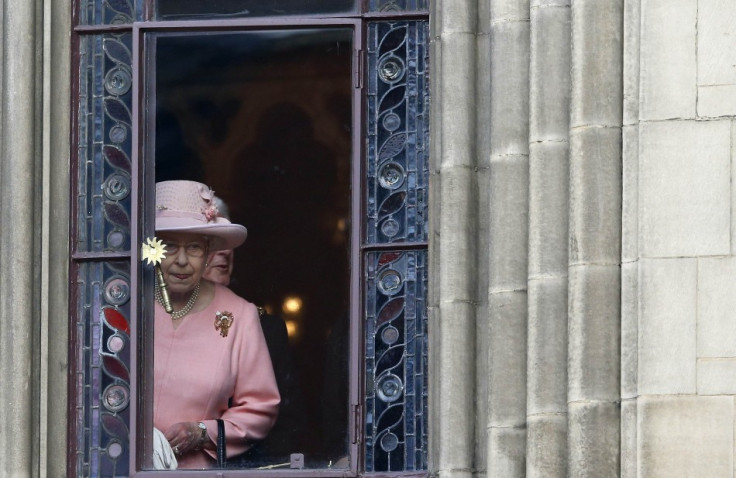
367;0;429;13
74;261;132;478
365;250;428;472
156;0;358;20
366;21;429;244
77;33;133;254
78;0;136;25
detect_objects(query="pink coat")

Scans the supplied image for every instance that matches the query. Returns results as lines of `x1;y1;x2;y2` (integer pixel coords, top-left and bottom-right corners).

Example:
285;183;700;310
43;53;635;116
154;283;280;469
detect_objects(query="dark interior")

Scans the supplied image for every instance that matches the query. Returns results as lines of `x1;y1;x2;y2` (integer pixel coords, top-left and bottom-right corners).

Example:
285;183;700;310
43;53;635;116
153;28;353;467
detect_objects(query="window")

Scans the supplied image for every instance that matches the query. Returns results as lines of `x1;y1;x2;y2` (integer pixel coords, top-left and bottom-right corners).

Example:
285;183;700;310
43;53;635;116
70;1;428;476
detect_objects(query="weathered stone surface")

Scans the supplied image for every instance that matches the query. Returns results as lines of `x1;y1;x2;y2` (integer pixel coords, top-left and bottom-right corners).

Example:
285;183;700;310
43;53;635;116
526;414;567;478
697;359;736;395
639;120;730;258
489;154;529;292
569;126;622;266
567;401;620;477
435;0;478;34
620;261;638;400
439;165;478;303
435;300;477;470
529;4;570;142
527;276;567;415
640;0;696;120
439;32;478;169
697;257;736;357
490;20;530;156
698;84;736;118
568;265;621;402
621;124;638;263
638;258;697;395
488;427;526;478
622;0;640;126
620;399;637;478
489;291;527;426
528;142;568;277
490;0;530;22
697;0;736;86
570;0;624;127
638;395;733;477
530;0;569;7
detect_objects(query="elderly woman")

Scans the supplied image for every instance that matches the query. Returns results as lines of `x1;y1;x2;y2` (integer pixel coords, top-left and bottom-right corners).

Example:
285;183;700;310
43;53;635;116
152;180;280;469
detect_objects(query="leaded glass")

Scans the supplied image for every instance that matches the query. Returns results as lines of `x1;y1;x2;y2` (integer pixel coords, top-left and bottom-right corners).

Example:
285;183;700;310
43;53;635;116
156;0;358;20
365;250;428;472
368;0;429;13
77;33;133;254
78;0;136;26
75;261;132;478
367;21;429;244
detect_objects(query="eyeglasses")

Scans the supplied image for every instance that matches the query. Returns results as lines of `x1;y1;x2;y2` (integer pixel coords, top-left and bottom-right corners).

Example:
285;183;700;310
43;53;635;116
163;241;207;258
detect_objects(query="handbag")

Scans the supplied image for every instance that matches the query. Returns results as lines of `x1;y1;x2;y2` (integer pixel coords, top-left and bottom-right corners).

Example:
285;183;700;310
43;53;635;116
216;419;227;467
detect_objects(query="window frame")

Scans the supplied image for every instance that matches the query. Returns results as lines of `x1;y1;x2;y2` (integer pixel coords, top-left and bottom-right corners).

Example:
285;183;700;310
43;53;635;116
69;2;430;477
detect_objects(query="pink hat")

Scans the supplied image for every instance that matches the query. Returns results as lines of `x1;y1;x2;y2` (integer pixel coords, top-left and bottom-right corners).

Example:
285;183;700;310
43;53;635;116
155;180;246;251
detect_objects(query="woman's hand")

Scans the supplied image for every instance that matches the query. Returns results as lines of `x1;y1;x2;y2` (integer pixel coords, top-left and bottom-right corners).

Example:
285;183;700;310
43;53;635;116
164;421;209;456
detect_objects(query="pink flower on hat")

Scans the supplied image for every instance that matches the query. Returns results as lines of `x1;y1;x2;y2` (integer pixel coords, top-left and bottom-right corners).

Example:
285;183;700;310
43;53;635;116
199;185;219;222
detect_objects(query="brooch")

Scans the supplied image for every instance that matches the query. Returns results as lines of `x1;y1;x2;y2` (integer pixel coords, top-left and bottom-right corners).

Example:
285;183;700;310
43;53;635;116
214;311;234;337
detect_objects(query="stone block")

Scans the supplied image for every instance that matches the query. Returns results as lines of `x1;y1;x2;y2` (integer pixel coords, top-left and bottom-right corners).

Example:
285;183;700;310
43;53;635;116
439;32;479;169
435;300;477;469
570;0;623;127
567;401;620;477
526;414;567;478
439;165;477;303
531;0;569;7
698;84;736;118
528;141;569;277
488;427;526;478
527;276;567;415
623;0;640;126
698;257;736;357
621;124;638;263
569;127;622;266
621;261;638;399
490;0;530;22
568;265;620;403
435;0;478;34
638;258;696;395
529;4;571;142
490;20;530;156
489;291;528;426
638;395;733;478
639;0;696;120
620;399;637;478
697;0;736;86
639;120;730;258
698;359;736;395
489;155;529;291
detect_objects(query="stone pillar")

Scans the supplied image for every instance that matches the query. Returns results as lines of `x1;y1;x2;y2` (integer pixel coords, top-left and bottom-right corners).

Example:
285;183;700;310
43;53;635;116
0;0;43;475
526;1;570;477
487;0;529;476
429;1;479;478
567;0;624;476
44;0;71;475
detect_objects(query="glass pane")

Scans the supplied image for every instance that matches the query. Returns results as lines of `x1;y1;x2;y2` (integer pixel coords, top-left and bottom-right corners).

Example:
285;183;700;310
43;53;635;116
74;261;132;477
77;33;134;254
367;0;429;12
366;21;429;245
148;28;353;469
78;0;136;25
156;0;358;20
365;250;428;472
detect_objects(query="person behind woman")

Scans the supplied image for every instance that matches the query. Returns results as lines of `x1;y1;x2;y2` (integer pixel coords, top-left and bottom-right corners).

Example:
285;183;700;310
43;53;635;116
153;180;280;469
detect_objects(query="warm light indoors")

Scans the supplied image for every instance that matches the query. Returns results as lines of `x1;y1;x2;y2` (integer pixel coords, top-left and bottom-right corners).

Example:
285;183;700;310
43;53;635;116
285;319;298;338
282;296;303;314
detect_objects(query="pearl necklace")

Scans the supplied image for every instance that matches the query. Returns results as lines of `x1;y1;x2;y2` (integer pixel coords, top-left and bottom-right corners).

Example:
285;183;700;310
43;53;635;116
155;281;201;320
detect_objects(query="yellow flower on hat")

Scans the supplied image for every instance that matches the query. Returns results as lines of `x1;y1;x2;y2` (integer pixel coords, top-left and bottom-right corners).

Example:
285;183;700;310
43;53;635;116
141;237;166;266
